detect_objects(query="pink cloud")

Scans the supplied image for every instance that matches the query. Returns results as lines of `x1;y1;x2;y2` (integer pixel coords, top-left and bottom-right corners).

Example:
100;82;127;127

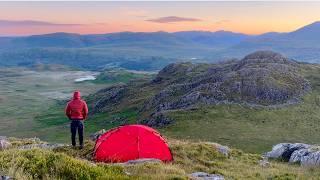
147;16;202;23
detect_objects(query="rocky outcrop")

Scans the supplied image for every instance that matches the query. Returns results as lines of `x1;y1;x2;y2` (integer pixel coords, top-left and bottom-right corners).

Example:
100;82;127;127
89;51;311;127
266;143;311;161
214;144;230;157
266;143;320;167
140;112;173;127
144;51;310;114
91;84;128;113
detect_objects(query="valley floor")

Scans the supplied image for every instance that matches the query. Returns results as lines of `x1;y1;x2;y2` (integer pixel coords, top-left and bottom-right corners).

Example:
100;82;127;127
0;68;106;138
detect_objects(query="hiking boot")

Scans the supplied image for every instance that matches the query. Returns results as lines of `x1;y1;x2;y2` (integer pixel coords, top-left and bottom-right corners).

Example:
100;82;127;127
79;145;84;149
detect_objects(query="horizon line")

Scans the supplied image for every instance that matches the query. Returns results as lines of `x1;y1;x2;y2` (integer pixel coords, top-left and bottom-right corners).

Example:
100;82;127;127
0;19;318;37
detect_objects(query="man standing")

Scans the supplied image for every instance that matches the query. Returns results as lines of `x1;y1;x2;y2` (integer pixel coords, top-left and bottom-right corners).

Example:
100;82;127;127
65;91;88;149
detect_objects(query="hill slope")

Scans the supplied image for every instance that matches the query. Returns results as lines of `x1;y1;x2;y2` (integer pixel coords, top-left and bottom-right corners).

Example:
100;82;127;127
81;51;320;153
89;51;311;123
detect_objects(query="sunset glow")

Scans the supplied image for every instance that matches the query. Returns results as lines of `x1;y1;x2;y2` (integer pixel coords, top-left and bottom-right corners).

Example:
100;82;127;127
1;1;320;36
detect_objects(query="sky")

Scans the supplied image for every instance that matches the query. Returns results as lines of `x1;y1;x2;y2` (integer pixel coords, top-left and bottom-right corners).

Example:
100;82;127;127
0;1;320;36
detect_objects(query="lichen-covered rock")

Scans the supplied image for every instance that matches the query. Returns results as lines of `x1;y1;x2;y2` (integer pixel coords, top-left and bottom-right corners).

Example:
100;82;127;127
190;172;224;180
0;136;6;140
266;143;320;167
266;143;310;161
301;151;320;167
207;143;230;156
289;148;311;164
0;138;11;150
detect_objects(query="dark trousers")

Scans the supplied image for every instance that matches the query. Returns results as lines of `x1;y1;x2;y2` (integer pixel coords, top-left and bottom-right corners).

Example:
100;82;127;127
70;120;84;146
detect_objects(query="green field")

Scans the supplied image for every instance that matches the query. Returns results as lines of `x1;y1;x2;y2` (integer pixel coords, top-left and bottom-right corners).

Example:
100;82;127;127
0;67;152;143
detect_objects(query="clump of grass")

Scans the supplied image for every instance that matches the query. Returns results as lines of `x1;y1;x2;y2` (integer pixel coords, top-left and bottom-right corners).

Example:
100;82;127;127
0;148;127;179
2;138;320;179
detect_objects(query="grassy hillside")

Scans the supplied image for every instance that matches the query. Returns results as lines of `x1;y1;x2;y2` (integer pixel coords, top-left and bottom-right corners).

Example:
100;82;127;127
2;137;320;179
32;59;320;154
60;52;316;153
161;63;320;153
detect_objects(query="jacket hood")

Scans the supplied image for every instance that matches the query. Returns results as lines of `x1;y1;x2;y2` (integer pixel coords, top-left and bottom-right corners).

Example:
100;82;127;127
73;91;81;99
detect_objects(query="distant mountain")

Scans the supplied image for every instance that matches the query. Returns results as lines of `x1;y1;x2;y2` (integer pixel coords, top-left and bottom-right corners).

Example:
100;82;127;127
0;31;249;49
1;21;320;70
173;30;250;49
223;21;320;62
0;30;250;70
289;21;320;39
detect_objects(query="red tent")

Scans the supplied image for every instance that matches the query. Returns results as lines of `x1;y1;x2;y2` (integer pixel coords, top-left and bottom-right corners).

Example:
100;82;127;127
94;125;173;163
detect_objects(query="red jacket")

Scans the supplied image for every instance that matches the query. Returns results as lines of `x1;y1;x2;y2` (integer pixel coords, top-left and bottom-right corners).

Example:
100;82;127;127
65;91;88;120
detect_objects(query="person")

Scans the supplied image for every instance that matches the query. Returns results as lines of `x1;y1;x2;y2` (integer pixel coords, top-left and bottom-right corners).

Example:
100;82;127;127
65;91;88;149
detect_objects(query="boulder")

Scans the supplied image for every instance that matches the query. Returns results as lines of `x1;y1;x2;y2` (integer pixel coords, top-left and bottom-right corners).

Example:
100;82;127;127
207;143;230;156
190;172;224;180
289;148;311;164
0;138;11;150
266;143;310;161
215;144;230;157
266;143;320;167
301;151;320;167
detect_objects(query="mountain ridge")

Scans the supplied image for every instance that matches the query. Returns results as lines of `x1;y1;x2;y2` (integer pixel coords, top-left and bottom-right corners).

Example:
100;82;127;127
1;21;320;70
